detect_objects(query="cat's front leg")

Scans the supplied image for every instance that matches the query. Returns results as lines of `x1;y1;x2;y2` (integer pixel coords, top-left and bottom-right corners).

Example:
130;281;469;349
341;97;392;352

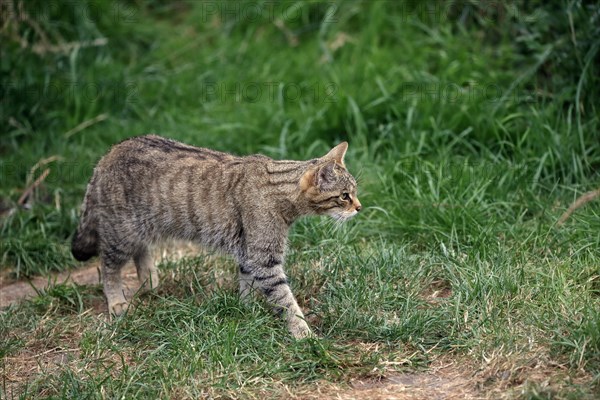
249;261;313;339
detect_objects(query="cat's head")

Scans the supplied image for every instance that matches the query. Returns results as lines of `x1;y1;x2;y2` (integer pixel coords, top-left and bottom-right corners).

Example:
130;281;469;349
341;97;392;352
300;142;362;221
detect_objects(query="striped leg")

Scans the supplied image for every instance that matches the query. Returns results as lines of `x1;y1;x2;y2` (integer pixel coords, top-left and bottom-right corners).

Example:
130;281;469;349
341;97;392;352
252;262;312;339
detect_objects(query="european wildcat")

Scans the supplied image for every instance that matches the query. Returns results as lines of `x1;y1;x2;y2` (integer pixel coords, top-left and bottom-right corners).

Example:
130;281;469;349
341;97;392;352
71;135;361;338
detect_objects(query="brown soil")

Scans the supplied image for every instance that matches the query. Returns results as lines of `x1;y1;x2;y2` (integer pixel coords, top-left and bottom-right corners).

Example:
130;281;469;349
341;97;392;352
0;241;199;309
342;358;482;400
0;261;140;310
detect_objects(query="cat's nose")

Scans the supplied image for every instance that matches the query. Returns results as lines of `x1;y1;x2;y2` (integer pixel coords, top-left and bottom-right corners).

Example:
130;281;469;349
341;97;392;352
355;203;362;212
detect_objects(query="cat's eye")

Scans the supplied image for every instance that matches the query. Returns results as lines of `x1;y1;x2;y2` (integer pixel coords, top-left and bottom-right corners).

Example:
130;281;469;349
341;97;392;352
341;193;351;201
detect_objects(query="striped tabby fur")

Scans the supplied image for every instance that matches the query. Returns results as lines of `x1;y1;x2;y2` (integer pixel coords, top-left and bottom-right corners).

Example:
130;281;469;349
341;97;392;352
71;135;361;338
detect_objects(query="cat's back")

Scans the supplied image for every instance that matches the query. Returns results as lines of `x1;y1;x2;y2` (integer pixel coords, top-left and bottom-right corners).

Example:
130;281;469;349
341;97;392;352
98;134;235;169
90;135;280;211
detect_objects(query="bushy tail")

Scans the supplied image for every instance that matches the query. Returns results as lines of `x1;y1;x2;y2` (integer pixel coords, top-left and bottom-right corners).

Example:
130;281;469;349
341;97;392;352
71;188;98;261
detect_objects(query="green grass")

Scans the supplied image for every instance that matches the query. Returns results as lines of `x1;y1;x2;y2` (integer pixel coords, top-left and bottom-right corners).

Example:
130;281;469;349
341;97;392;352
1;0;600;398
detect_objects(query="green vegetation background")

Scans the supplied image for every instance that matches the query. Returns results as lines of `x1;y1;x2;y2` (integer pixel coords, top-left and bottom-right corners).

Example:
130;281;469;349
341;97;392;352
1;0;599;398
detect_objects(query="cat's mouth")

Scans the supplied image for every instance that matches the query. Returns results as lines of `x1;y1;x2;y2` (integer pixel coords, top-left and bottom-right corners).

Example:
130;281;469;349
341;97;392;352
328;210;359;222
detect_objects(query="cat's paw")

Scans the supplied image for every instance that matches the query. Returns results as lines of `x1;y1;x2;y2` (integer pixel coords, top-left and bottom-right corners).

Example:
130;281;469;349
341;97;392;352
289;320;314;340
108;301;129;317
293;328;317;340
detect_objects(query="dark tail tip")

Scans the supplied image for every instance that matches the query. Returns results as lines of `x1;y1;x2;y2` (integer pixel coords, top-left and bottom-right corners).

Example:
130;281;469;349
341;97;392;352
71;229;98;261
71;247;95;262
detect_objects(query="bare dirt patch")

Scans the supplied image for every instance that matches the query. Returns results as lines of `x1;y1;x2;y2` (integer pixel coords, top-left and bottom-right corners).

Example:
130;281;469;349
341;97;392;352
0;241;199;309
0;261;137;309
344;359;481;400
300;353;592;400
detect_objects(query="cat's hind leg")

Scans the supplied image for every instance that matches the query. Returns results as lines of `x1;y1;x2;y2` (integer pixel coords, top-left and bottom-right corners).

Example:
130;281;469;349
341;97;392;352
134;246;159;293
101;253;129;316
100;237;136;316
238;264;256;302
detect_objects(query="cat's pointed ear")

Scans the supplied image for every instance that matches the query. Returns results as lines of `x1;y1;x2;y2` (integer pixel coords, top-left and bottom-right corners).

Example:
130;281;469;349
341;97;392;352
300;162;337;192
317;162;336;186
323;142;348;166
